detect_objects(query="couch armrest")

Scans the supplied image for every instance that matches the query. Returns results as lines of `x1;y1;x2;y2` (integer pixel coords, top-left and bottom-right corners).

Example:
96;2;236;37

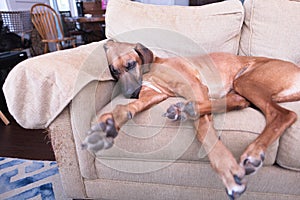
4;40;113;129
49;107;87;198
49;80;115;198
69;80;115;179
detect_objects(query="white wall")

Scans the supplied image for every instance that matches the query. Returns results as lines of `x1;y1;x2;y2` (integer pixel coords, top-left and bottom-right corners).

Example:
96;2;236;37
1;0;83;17
1;0;50;11
0;1;9;10
69;0;77;16
57;0;77;16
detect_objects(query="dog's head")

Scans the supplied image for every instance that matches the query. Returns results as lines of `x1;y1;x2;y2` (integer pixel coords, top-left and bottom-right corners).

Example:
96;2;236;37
104;40;154;98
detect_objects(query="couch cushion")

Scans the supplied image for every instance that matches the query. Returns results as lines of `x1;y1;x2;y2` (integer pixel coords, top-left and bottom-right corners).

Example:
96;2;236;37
239;0;300;171
239;0;300;64
105;0;244;54
93;95;278;173
276;102;300;171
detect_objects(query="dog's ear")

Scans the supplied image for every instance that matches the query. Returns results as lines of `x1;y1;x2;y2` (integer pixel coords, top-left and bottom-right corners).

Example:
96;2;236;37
134;43;154;64
103;39;116;52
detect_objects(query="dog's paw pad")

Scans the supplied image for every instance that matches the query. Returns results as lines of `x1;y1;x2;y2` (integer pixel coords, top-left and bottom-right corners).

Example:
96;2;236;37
183;101;198;118
226;185;247;200
241;153;265;175
225;175;247;200
98;118;118;138
82;130;114;153
82;118;118;153
233;175;243;186
163;101;199;121
163;102;187;121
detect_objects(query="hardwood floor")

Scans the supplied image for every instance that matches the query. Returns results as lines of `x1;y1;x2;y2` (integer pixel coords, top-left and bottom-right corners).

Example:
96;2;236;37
0;112;56;161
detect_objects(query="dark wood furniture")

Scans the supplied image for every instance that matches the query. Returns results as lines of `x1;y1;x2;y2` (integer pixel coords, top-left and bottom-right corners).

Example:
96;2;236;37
64;15;106;42
64;16;105;24
78;1;106;42
60;11;94;45
83;1;105;17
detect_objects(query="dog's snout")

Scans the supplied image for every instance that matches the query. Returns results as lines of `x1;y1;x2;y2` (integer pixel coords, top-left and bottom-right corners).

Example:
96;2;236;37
119;66;142;99
123;85;141;99
130;86;141;99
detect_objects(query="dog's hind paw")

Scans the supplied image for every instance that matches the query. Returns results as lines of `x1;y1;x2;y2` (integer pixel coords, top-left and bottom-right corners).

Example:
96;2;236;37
82;117;118;153
240;153;265;175
240;144;265;175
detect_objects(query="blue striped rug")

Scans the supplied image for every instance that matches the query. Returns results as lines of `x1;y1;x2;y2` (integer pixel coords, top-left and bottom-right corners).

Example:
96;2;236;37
0;157;69;200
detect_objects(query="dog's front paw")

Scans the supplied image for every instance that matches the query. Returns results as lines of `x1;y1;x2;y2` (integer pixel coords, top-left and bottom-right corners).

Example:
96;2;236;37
208;141;247;200
163;102;186;121
226;176;247;200
163;101;198;121
82;115;118;153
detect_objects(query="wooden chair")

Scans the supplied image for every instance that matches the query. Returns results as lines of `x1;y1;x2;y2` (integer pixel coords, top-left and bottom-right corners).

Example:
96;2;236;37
30;3;76;53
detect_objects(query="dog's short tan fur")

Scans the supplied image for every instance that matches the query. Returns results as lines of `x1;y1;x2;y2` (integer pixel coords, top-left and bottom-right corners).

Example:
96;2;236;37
82;40;300;199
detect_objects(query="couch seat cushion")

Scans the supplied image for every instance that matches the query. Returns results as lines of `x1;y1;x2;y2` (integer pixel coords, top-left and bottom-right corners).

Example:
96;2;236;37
94;94;278;173
276;102;300;171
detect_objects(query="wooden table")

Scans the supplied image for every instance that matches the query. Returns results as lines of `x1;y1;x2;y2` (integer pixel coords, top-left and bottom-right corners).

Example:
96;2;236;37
64;16;105;23
64;16;106;42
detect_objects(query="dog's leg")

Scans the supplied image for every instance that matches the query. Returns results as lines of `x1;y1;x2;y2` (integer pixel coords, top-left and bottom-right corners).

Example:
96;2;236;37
159;77;248;198
82;88;169;153
233;63;300;175
164;93;250;121
174;86;247;199
195;115;247;199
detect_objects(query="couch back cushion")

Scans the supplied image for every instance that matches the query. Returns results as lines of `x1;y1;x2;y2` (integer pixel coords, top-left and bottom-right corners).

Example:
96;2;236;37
239;0;300;64
105;0;244;54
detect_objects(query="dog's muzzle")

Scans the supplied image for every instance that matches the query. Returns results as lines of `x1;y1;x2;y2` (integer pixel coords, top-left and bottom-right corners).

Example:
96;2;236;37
121;83;142;99
119;71;142;99
130;86;142;99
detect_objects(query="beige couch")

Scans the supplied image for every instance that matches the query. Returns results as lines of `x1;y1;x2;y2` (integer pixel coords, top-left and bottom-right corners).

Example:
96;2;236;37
3;0;300;199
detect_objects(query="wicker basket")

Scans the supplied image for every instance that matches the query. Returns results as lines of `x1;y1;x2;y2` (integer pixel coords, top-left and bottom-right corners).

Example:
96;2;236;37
0;11;32;34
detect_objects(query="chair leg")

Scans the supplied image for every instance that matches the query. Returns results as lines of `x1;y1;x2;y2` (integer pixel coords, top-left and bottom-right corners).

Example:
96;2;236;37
0;111;10;125
56;43;61;51
72;40;76;48
44;43;49;54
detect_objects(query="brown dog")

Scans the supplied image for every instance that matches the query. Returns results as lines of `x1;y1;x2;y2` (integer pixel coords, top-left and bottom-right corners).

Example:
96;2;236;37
82;40;300;199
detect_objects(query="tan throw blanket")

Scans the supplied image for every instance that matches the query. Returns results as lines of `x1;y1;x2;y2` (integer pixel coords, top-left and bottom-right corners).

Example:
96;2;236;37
3;40;113;129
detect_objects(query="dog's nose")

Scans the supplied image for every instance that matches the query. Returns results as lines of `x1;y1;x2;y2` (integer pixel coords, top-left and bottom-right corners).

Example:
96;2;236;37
130;86;141;99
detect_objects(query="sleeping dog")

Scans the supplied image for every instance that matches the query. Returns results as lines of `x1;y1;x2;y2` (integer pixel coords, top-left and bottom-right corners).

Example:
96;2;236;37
82;40;300;199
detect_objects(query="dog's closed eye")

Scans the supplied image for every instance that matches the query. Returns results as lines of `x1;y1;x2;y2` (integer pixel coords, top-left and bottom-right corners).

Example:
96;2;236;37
126;61;137;71
109;64;120;80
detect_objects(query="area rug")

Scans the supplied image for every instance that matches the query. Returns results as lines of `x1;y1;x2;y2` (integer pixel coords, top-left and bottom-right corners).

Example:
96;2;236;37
0;157;70;200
